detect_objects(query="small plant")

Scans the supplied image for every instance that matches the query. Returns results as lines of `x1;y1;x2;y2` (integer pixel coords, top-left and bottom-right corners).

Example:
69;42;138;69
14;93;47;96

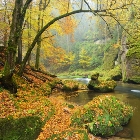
67;103;75;109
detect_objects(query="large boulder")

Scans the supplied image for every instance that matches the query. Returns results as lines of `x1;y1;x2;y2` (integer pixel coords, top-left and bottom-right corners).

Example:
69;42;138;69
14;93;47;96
103;46;119;70
120;35;140;83
87;73;117;92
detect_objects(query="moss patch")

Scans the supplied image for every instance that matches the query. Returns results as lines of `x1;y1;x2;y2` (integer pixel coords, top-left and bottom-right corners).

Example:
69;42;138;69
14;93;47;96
71;95;133;137
0;116;43;140
103;46;119;70
126;47;140;59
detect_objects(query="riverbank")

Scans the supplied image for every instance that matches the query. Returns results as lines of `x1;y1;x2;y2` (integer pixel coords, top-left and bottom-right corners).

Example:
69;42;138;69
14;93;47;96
0;89;134;140
66;82;140;140
0;72;136;140
57;66;122;81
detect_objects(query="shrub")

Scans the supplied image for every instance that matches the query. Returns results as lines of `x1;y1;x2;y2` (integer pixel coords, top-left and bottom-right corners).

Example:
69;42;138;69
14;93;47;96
71;95;133;137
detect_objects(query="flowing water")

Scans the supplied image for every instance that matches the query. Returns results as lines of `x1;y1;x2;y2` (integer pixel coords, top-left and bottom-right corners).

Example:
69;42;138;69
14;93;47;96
66;79;140;139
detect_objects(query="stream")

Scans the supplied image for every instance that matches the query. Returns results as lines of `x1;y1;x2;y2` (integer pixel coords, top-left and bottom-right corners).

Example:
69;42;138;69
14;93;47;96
66;79;140;139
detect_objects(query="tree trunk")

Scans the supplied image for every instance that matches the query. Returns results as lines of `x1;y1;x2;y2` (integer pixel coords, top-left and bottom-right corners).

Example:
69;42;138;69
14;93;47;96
35;38;41;69
1;0;23;93
17;33;23;64
35;0;44;70
1;0;32;93
27;4;32;65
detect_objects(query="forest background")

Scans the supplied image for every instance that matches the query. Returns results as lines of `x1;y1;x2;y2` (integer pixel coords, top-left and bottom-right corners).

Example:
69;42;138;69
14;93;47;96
0;0;140;90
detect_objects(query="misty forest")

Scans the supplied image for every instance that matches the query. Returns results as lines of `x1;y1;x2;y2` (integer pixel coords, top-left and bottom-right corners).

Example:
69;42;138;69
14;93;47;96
0;0;140;139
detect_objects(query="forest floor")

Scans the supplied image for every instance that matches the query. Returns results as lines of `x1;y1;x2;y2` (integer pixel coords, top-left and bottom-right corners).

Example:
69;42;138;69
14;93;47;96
0;61;131;140
0;65;98;140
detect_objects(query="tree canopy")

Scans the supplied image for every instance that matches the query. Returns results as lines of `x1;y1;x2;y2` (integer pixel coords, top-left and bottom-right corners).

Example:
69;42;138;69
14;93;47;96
0;0;139;92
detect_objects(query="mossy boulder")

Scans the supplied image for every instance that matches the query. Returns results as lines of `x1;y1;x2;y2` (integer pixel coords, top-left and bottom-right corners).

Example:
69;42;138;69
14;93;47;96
0;116;43;140
62;80;79;92
103;46;119;70
91;73;99;80
87;73;117;92
119;36;140;84
109;66;122;81
122;47;140;83
71;95;133;137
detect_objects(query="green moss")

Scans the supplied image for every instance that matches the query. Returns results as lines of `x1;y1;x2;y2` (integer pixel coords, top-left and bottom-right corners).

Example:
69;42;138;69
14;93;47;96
62;80;79;92
3;61;11;76
8;46;17;53
129;76;140;84
103;46;119;70
71;95;133;137
126;47;140;58
87;78;117;92
0;116;43;140
107;65;122;81
47;129;88;140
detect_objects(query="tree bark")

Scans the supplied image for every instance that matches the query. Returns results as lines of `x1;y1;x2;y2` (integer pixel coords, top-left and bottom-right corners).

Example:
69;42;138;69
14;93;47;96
35;0;42;70
17;33;23;64
35;39;41;69
35;0;48;70
1;0;32;93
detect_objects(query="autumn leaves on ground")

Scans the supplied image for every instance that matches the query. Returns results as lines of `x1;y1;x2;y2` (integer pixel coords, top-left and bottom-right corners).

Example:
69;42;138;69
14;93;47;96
0;66;90;140
0;68;133;140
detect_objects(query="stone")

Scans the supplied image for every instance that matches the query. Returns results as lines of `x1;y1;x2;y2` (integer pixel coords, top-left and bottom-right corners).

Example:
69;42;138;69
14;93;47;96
87;73;116;92
115;127;133;138
120;35;140;83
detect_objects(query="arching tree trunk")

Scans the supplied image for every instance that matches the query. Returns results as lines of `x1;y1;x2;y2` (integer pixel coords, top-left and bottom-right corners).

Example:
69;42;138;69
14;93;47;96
18;9;92;76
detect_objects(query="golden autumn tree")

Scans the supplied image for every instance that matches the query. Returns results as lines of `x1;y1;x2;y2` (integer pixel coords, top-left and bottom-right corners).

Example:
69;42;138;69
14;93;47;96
0;0;137;93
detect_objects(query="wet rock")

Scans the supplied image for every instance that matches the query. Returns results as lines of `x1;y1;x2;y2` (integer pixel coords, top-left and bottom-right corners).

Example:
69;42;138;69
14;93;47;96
120;35;140;83
108;136;131;140
87;73;116;92
115;127;133;138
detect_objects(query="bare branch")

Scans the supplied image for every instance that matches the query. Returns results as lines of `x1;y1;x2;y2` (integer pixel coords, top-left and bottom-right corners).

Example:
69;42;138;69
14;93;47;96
81;0;84;10
67;0;70;13
43;0;50;10
22;0;32;16
84;0;113;38
97;0;99;10
108;13;132;36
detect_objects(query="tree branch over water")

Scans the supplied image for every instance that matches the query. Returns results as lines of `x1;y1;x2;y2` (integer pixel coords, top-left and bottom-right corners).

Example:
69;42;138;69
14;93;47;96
19;0;135;75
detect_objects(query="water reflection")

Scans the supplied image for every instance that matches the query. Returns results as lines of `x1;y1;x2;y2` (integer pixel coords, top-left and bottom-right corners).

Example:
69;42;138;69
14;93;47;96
66;82;140;139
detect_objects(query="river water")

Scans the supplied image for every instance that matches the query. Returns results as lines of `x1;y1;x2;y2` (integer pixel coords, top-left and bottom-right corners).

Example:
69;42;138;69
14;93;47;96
66;79;140;139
